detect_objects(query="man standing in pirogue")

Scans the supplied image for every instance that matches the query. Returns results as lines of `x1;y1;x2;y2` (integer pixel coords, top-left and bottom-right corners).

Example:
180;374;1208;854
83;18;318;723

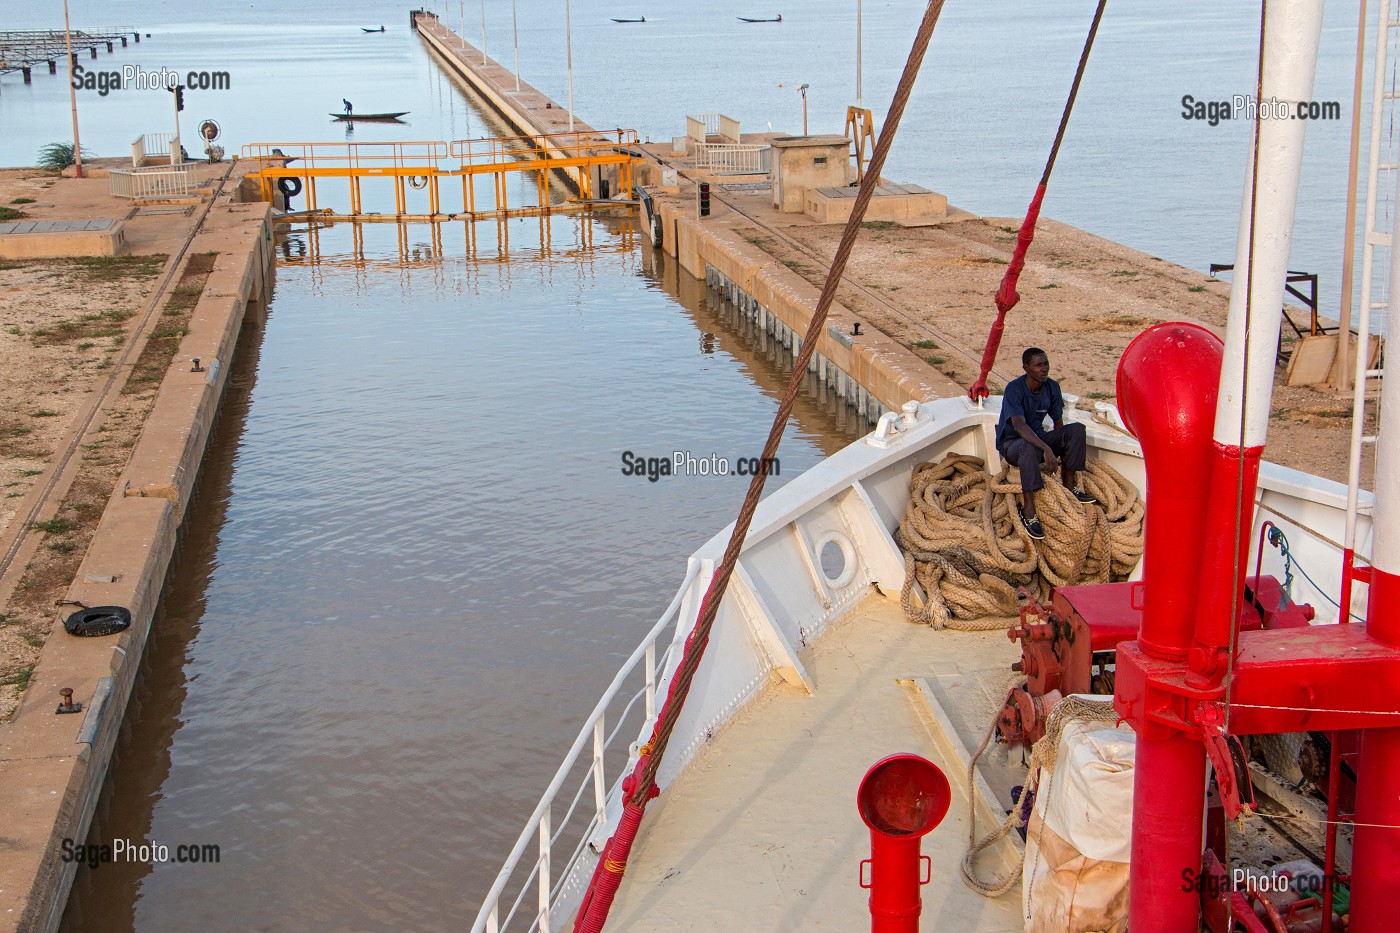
996;347;1096;540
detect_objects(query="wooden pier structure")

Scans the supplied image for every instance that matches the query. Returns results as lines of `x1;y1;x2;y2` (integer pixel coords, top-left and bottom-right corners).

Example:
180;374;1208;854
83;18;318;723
0;29;141;83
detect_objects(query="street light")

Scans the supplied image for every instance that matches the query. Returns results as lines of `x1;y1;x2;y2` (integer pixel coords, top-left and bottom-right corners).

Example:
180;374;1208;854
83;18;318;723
565;0;575;131
798;83;810;135
512;0;521;91
62;0;83;177
856;0;863;107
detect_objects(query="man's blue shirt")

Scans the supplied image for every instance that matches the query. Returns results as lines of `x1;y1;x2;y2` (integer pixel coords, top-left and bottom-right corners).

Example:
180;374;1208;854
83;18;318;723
996;375;1063;449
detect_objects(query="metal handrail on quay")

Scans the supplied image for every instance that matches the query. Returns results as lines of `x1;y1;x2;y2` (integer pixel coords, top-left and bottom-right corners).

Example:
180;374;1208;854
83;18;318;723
693;141;772;175
109;161;195;200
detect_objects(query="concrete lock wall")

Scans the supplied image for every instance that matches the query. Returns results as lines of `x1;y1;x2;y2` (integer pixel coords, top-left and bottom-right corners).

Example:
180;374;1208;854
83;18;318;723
7;201;274;933
649;193;953;420
411;17;954;422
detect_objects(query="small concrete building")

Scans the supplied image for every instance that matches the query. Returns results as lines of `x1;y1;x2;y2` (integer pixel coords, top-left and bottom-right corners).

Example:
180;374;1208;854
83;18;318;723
769;135;852;213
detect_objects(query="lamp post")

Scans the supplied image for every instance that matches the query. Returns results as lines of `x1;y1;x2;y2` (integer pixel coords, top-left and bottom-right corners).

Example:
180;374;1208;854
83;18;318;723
798;83;810;135
512;0;521;91
565;0;575;131
481;0;488;65
856;0;863;107
62;0;83;177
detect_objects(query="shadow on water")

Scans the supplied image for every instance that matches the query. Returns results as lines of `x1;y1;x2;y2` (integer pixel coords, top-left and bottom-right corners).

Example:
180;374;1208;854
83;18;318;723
59;289;273;933
645;243;874;452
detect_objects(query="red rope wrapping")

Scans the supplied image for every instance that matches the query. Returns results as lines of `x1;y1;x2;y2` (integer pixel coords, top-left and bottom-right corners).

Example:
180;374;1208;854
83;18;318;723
570;2;951;930
968;0;1108;401
970;184;1046;400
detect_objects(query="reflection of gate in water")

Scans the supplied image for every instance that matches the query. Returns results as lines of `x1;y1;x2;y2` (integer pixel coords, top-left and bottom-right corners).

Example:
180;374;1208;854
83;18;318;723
243;130;642;218
276;210;635;277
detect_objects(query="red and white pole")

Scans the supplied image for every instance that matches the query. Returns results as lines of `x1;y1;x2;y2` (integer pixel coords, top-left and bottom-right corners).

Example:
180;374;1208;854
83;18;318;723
1347;192;1400;933
1190;0;1326;685
1124;3;1324;932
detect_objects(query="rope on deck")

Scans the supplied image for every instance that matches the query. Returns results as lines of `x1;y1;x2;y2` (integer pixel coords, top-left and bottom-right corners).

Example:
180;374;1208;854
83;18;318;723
961;695;1121;898
895;453;1144;630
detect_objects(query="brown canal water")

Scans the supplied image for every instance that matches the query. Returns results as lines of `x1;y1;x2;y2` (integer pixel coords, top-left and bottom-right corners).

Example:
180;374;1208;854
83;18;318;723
60;214;869;932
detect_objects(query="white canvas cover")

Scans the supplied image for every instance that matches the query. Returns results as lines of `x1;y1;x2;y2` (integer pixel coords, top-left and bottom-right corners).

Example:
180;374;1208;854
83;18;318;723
1022;709;1136;933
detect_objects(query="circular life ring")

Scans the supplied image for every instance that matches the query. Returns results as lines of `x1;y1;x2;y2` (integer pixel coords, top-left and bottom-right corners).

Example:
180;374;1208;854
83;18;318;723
64;605;133;637
276;176;303;198
408;175;428;189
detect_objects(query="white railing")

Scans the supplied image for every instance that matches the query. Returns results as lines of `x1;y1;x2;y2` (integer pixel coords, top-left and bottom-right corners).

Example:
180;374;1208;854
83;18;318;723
686;114;714;143
693;142;771;175
686;113;739;143
130;132;176;167
471;562;701;933
109;161;195;199
718;114;742;144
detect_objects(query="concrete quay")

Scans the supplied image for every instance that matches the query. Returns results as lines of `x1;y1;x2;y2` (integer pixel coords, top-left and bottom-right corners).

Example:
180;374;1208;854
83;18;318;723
414;17;963;422
0;165;274;932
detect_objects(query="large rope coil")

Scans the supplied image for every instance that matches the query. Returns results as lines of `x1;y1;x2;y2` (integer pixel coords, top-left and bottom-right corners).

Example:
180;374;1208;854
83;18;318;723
896;452;1144;630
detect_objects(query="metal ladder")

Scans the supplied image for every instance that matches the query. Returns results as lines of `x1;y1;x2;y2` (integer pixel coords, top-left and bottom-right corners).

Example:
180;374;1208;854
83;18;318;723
1329;3;1400;928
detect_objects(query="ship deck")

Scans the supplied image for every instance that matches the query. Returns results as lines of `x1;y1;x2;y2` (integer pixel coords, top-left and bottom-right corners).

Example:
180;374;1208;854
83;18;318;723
606;592;1026;931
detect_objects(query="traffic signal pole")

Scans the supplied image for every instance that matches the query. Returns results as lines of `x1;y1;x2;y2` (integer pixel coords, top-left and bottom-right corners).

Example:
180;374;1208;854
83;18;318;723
171;84;185;164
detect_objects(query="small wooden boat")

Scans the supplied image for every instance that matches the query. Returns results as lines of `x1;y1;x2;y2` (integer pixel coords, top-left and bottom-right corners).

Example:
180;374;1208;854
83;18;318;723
330;112;409;122
737;14;782;22
610;16;645;22
361;26;386;32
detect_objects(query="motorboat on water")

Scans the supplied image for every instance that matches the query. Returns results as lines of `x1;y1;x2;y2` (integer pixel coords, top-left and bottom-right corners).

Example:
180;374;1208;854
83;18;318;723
474;1;1395;931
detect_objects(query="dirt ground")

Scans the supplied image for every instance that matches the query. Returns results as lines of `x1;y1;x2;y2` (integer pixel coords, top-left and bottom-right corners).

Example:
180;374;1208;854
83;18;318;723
0;168;212;721
719;193;1373;487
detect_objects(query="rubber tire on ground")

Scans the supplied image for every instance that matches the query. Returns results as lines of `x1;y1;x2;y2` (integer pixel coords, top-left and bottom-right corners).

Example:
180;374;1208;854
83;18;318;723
64;605;133;637
277;177;303;198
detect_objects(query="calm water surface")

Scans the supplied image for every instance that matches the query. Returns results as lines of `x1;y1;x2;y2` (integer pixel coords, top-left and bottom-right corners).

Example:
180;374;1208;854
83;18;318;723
59;212;866;930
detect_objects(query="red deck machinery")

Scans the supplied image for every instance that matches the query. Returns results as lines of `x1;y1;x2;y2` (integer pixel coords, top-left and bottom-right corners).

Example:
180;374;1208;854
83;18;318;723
1110;321;1400;933
998;576;1314;749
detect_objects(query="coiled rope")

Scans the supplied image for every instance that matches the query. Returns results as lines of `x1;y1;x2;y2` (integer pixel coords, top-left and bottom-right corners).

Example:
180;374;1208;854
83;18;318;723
895;453;1144;629
961;695;1122;898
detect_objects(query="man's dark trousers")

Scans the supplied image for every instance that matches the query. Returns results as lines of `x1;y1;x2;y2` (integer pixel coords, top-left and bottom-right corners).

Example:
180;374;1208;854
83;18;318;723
1000;423;1087;493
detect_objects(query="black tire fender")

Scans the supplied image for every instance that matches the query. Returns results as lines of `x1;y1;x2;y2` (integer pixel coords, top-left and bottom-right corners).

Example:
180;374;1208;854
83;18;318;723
64;605;133;637
276;176;303;198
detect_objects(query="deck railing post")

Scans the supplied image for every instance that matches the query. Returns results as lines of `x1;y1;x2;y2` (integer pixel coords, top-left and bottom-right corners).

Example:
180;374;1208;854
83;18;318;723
645;642;658;723
593;716;607;817
538;811;552;933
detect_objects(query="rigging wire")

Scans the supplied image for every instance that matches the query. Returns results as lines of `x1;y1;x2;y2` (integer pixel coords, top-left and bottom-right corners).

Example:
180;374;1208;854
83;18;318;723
1221;6;1271;930
569;3;954;929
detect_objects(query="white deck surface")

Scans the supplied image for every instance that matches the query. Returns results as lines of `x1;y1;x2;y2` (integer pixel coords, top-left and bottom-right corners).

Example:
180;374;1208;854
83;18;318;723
606;593;1025;931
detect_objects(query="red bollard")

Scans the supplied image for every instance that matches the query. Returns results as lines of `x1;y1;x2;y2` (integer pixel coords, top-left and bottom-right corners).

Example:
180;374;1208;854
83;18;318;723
857;754;952;933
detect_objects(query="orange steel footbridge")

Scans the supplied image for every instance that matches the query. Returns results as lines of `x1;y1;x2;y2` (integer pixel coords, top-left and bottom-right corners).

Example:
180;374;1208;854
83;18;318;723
242;129;643;218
